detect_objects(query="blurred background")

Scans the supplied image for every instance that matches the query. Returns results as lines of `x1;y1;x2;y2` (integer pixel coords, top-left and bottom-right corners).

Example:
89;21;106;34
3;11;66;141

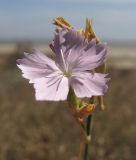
0;0;136;160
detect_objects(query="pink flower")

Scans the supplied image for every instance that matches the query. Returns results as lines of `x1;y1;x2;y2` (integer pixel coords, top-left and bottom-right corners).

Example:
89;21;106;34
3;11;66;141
17;29;108;101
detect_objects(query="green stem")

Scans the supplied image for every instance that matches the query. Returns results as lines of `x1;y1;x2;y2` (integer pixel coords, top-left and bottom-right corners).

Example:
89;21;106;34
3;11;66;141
83;114;93;160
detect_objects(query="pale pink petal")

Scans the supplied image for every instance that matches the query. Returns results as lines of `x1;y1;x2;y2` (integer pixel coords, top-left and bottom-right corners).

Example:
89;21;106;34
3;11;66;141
70;71;108;98
53;29;108;72
17;50;61;83
34;76;69;101
53;29;67;55
54;30;86;66
62;29;86;52
66;42;107;71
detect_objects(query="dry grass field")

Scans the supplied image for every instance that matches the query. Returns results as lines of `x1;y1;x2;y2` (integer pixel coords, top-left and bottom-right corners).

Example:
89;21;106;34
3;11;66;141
0;43;136;160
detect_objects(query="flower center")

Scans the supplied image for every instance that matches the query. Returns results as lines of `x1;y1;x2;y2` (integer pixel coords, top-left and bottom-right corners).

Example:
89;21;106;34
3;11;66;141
63;67;72;77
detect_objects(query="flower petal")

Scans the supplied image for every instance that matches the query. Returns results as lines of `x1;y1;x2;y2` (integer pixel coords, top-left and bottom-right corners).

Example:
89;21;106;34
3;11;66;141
17;49;61;83
54;29;85;59
66;42;108;72
34;76;69;101
53;29;67;55
53;29;108;72
70;71;108;98
63;29;86;51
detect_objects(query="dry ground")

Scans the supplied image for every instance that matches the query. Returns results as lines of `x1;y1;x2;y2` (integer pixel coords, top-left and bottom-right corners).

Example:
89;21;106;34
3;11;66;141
0;49;136;160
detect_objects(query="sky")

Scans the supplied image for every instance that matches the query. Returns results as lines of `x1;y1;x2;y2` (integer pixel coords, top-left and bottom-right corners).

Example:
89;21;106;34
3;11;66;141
0;0;136;42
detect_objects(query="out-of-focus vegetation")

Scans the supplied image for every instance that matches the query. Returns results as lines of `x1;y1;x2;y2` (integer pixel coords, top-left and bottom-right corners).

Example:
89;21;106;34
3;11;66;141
0;44;136;160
